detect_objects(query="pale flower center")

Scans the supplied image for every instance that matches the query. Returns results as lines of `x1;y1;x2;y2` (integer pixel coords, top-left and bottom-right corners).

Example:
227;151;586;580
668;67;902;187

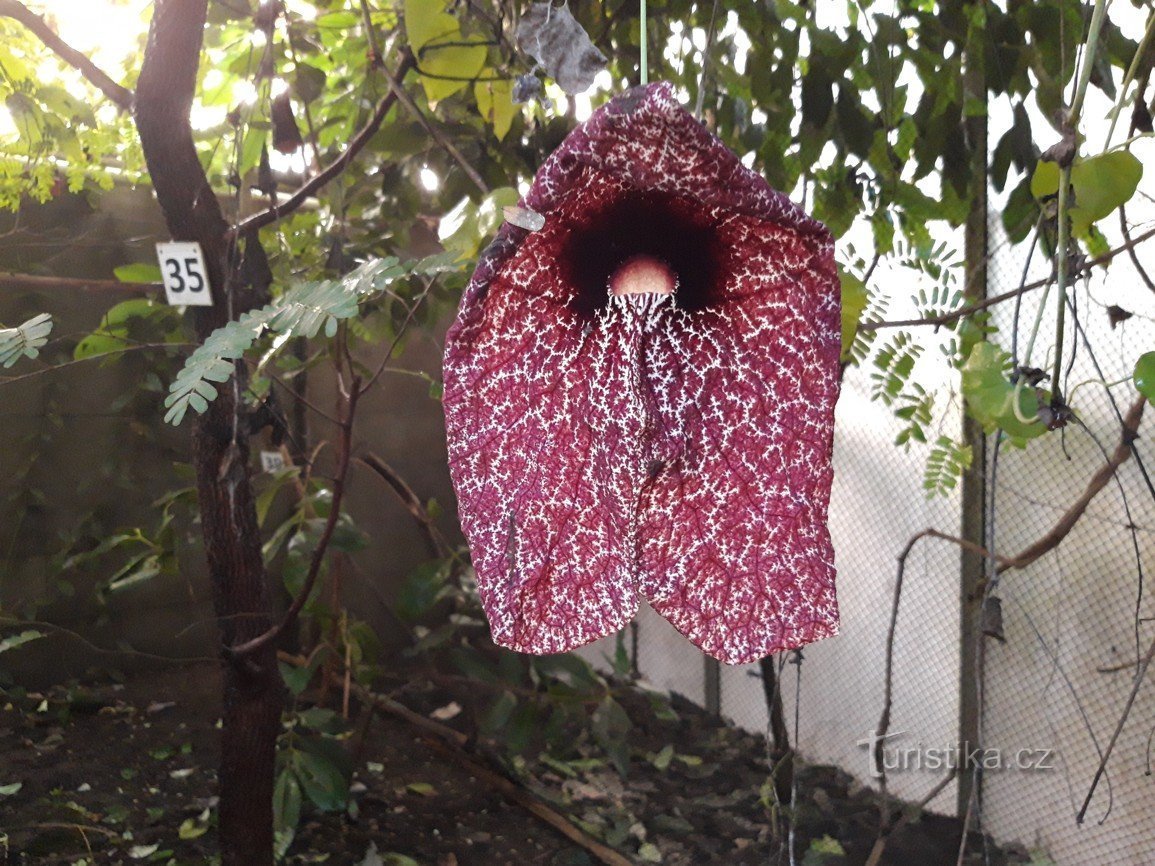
608;254;677;296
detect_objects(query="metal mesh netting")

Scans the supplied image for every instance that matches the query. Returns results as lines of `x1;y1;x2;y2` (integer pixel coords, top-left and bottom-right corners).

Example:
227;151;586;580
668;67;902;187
580;218;1155;863
977;223;1155;864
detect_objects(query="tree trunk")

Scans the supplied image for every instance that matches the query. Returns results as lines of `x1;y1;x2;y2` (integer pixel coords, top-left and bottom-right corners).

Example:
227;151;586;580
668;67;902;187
134;2;282;863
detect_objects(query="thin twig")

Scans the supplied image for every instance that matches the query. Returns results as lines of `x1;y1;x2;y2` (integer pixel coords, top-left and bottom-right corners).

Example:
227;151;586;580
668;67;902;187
693;0;720;120
0;342;195;387
0;272;161;294
358;276;439;395
862;224;1155;332
0;0;133;110
0;616;217;664
230;379;362;657
358;452;449;558
997;398;1145;574
1119;205;1155;293
321;671;634;866
378;50;489;194
1077;626;1155;823
231;49;417;237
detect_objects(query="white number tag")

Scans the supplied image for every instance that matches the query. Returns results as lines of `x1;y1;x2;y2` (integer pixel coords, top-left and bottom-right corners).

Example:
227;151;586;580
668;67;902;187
156;242;212;307
260;451;286;473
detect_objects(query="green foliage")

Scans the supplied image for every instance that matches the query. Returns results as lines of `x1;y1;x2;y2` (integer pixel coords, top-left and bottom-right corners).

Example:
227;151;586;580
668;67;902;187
0;313;52;367
924;435;973;497
404;0;489;103
0;630;44;655
591;694;633;778
438;186;520;261
893;384;934;450
960;342;1047;447
1031;150;1143;239
802;834;847;865
475;77;516;140
164;253;458;425
1134;351;1155;401
73;299;182;362
870;333;924;406
838;268;867;361
274;703;354;858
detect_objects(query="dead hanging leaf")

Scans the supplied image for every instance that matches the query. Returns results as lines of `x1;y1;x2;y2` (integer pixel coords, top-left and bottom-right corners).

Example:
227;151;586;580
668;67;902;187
512;73;544;105
1107;304;1133;329
271;92;303;155
516;3;606;94
256;145;277;197
982;596;1006;642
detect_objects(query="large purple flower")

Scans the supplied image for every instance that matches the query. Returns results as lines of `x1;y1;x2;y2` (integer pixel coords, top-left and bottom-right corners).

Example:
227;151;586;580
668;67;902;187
443;83;840;665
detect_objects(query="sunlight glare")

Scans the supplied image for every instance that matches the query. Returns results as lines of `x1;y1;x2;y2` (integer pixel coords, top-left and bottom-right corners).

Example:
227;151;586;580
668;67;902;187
0;105;16;139
269;147;308;175
419;167;440;192
28;0;150;73
285;0;317;19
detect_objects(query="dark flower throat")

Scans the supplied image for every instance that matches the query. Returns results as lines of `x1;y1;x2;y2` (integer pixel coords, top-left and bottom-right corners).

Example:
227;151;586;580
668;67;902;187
560;190;724;316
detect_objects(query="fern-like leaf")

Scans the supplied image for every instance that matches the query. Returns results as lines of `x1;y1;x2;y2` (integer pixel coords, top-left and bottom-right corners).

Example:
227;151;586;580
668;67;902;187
924;435;973;497
164;253;459;425
0;313;53;368
870;332;924;406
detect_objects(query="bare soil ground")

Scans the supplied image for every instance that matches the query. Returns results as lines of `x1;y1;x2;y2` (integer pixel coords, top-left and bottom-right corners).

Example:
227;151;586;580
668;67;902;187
0;663;1030;865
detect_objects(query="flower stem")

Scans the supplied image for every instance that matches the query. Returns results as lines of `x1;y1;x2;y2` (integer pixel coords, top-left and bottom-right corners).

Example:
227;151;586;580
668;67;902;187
639;0;648;85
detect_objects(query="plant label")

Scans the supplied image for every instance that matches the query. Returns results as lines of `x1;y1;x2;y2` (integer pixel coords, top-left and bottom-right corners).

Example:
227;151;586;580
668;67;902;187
260;451;286;473
156;242;213;307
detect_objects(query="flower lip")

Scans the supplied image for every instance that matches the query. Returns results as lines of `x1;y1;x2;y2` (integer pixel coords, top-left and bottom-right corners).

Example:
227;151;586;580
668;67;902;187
559;189;724;317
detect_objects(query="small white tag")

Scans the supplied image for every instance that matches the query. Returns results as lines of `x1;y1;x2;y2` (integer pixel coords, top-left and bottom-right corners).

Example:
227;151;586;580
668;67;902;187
260;451;286;473
156;242;213;306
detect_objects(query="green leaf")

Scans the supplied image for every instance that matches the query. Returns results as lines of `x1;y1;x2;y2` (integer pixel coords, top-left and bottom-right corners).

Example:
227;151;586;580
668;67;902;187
293;63;327;104
396;559;451;623
638;842;662;862
74;299;167;361
297;707;347;735
591;696;632;778
960;342;1046;447
273;768;302;858
1031;151;1143;238
438;196;480;259
114;263;163;283
475;77;515;140
0;781;23;796
0;630;44;654
0;313;52;367
839;268;867;361
99;554;163;598
404;0;488;102
802;834;847;865
1068;151;1143;237
477;187;519;236
650;744;674;771
178;815;209;840
1133;352;1155;400
279;648;328;697
480;690;517;735
294;748;349;812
